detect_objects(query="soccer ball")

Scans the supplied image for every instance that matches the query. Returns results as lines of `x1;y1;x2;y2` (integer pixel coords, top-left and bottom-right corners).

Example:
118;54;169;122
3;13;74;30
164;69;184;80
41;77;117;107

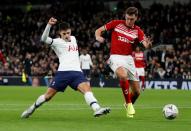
162;104;178;120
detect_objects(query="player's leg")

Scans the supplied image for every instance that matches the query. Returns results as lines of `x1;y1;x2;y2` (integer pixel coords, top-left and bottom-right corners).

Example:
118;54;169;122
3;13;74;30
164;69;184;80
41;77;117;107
70;71;110;117
21;88;57;118
139;76;145;91
129;80;140;104
116;67;131;104
115;67;135;118
86;69;91;81
126;81;140;117
77;82;110;117
108;56;131;105
82;69;89;80
125;55;141;104
123;55;143;117
108;55;134;118
85;69;91;85
21;71;68;118
137;68;145;91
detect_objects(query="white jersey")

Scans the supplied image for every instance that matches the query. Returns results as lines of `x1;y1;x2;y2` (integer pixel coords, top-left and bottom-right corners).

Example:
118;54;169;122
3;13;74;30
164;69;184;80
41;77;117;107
51;36;81;71
79;54;93;70
41;24;82;71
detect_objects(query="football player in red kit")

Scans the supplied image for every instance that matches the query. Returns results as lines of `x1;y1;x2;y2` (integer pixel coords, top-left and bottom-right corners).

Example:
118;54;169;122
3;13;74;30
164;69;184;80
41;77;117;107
133;46;146;91
95;7;152;118
0;50;6;65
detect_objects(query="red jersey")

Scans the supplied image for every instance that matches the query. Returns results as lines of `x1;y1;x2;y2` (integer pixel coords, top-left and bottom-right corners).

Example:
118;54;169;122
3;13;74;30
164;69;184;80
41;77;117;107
0;50;6;65
105;20;145;55
132;51;145;68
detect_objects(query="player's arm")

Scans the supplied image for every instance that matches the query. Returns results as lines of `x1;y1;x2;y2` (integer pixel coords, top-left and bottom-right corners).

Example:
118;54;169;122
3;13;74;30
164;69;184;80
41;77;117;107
95;20;123;43
95;26;106;43
41;17;57;44
138;28;152;49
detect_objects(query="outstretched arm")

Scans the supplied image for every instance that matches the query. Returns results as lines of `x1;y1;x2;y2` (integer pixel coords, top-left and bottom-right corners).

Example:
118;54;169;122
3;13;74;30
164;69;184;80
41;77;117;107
142;36;152;49
41;17;57;44
95;26;106;43
138;28;152;49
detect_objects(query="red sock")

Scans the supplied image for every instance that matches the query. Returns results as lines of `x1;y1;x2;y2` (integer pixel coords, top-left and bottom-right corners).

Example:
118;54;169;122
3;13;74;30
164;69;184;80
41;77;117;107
140;76;145;88
120;80;131;104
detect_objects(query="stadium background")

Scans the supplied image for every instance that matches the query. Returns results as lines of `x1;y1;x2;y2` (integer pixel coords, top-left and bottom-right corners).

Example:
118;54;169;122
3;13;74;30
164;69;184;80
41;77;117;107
0;1;191;131
0;0;190;89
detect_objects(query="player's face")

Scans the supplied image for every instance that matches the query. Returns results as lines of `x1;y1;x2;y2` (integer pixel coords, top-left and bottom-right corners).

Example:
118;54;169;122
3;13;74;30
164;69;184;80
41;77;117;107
125;14;137;27
136;47;140;52
60;29;71;42
83;50;87;55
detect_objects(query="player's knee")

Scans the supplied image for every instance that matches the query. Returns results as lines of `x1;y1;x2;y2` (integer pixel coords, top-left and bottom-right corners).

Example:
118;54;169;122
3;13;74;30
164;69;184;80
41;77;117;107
116;68;127;80
78;82;91;94
119;75;127;81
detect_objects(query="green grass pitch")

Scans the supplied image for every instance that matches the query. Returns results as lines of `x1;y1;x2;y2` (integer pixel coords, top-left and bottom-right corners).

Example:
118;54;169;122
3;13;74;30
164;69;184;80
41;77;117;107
0;86;190;131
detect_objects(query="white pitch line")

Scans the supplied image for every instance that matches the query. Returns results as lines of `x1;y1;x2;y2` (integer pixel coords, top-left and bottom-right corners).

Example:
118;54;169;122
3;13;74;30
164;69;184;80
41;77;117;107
0;107;191;111
0;103;190;108
0;104;190;111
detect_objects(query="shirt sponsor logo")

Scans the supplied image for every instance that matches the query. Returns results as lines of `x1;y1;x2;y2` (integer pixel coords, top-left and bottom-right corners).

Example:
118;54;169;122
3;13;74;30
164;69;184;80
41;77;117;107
117;36;134;43
68;45;78;51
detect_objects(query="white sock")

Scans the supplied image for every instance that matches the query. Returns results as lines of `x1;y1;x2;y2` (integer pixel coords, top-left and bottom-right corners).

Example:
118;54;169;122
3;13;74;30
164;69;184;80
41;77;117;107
34;94;46;108
84;92;101;112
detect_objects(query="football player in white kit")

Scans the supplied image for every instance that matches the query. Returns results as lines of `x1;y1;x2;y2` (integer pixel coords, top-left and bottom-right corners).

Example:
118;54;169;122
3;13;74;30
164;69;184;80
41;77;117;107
79;49;93;80
21;17;110;118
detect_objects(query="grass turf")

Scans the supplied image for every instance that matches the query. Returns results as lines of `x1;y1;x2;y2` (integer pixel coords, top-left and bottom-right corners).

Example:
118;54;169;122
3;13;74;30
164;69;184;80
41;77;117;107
0;86;190;131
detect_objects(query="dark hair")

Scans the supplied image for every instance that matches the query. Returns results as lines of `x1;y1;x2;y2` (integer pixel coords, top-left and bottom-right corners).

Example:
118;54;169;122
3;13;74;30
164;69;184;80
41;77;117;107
125;7;138;16
59;22;70;31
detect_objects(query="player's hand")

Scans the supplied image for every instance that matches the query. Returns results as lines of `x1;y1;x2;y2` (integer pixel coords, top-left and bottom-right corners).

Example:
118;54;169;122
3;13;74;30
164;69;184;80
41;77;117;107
143;36;152;49
48;17;57;25
96;36;105;43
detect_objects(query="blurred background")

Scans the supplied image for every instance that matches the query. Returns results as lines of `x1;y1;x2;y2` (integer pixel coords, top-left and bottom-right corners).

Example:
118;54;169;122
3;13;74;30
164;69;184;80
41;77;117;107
0;0;190;88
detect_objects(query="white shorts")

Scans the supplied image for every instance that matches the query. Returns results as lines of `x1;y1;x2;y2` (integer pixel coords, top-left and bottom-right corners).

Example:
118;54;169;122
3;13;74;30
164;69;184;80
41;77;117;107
108;55;139;81
136;68;145;76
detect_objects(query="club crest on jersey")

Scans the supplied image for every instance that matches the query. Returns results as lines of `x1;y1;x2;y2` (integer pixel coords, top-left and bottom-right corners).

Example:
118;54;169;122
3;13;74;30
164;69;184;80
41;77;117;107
68;45;78;51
